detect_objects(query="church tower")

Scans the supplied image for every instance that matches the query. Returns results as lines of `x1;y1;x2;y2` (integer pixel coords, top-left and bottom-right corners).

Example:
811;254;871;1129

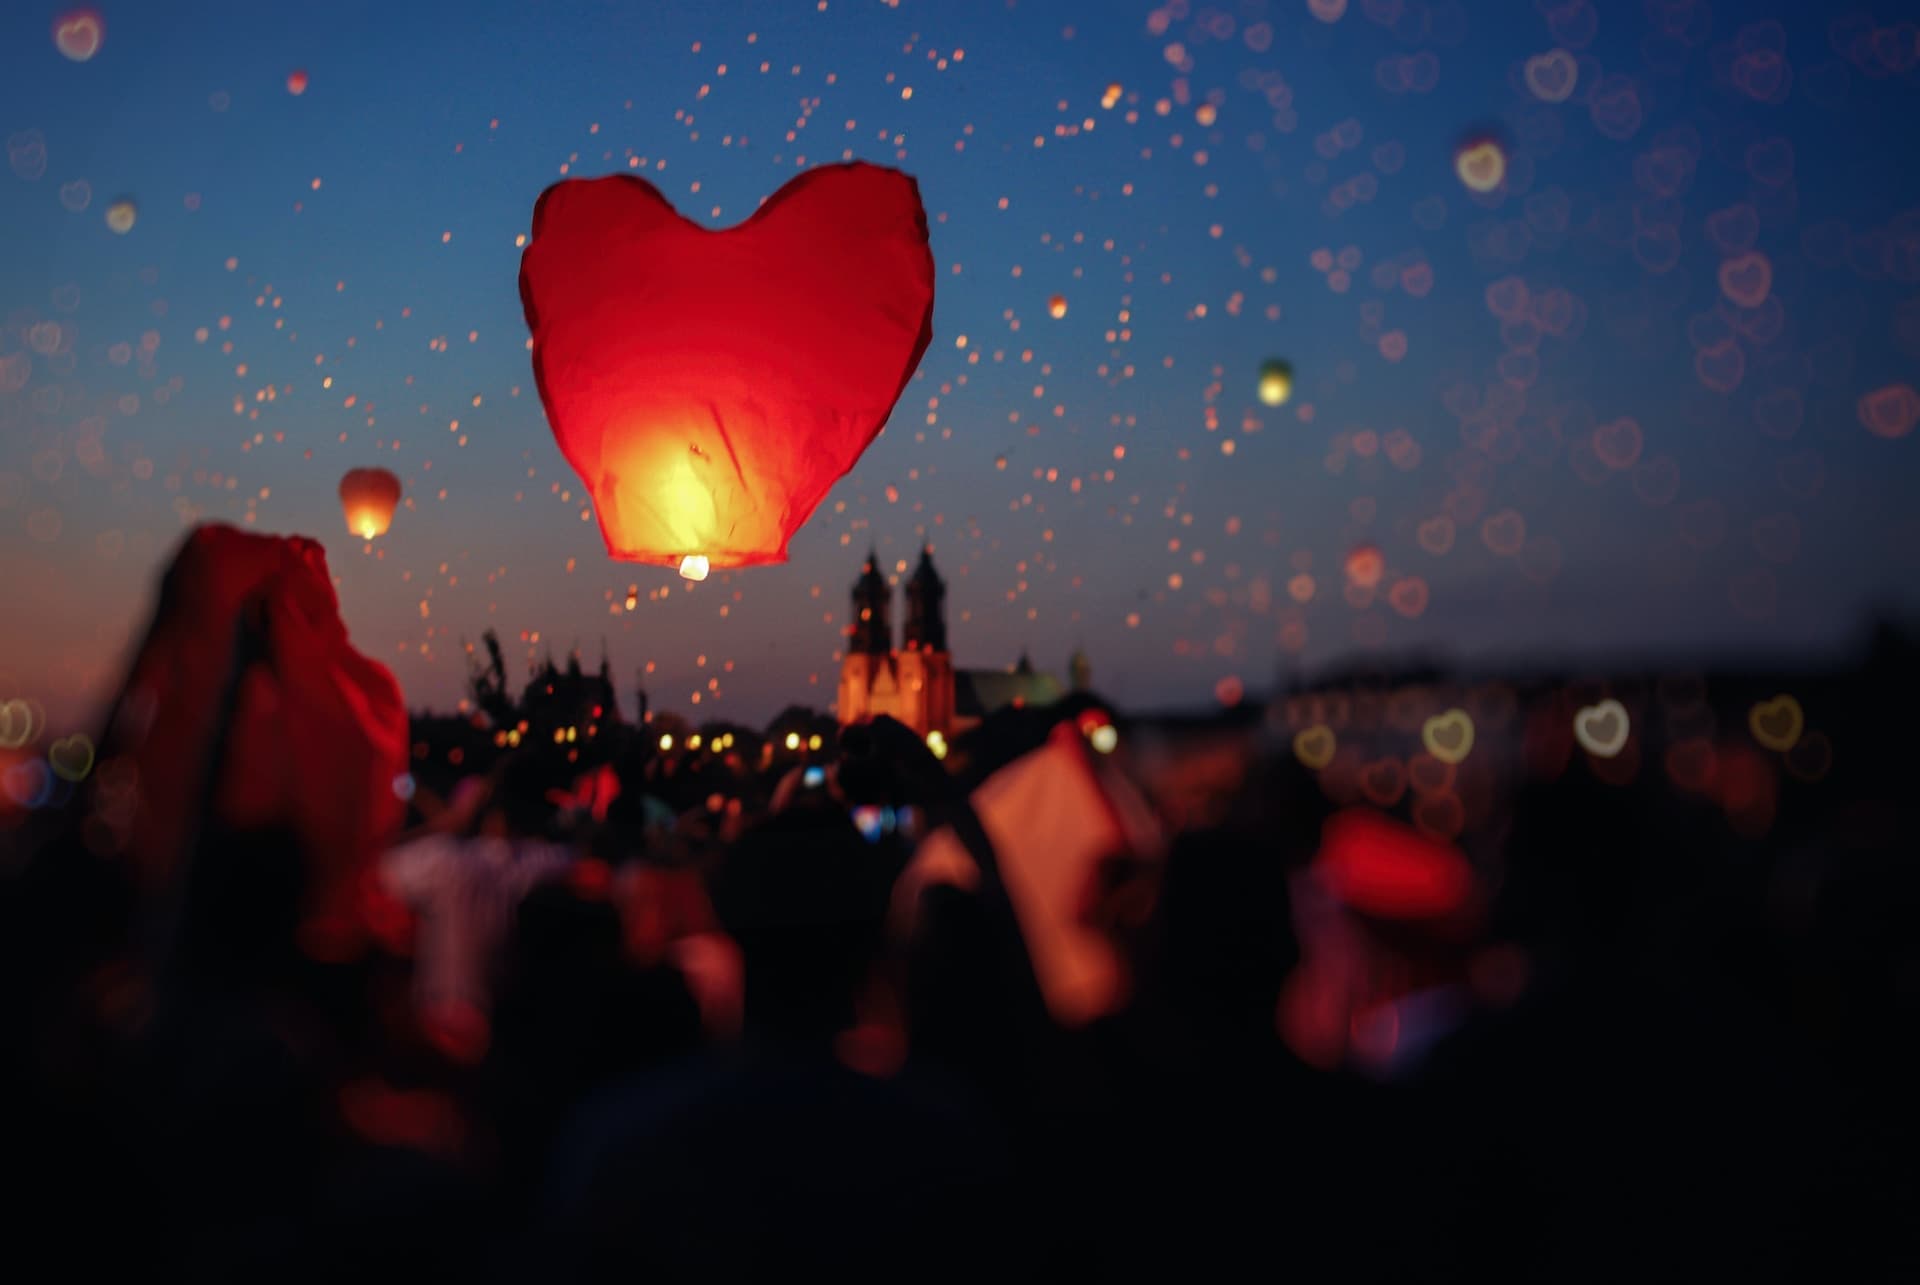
904;547;947;652
849;548;892;654
838;546;955;740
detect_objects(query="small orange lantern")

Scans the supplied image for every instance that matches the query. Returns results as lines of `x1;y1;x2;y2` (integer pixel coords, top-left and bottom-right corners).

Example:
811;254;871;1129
1344;543;1385;589
339;467;402;539
518;162;935;571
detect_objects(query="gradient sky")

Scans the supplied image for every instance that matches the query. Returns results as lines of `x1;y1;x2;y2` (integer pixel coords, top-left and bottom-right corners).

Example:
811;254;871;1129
4;0;1918;731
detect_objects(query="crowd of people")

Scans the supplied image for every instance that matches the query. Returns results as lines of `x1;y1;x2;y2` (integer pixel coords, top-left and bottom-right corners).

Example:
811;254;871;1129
5;605;1919;1278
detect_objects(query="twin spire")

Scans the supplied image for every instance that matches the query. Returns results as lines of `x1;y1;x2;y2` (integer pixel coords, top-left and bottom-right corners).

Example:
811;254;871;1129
851;546;947;655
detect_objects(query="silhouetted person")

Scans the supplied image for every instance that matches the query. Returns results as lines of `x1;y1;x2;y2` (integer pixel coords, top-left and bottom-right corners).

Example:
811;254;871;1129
542;807;1013;1282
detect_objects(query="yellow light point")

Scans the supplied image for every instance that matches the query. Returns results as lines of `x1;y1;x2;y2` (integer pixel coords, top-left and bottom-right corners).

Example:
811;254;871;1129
808;733;823;751
679;554;710;581
1454;139;1506;193
785;732;801;750
1089;724;1118;754
1422;709;1476;764
658;733;674;751
688;734;702;750
926;729;948;760
1258;360;1293;407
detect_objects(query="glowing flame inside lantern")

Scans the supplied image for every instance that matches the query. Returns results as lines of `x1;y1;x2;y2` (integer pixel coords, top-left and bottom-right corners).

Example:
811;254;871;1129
678;554;710;582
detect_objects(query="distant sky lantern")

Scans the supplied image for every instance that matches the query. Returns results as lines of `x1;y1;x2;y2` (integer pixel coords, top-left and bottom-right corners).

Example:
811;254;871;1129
1257;358;1293;406
1048;294;1068;319
104;198;137;234
1344;543;1384;589
338;466;402;539
519;162;935;573
1454;135;1507;193
287;68;309;95
52;8;105;61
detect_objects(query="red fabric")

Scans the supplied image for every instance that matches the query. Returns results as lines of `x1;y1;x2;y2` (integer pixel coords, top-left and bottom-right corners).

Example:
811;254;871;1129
117;523;409;953
1312;807;1474;920
518;162;935;568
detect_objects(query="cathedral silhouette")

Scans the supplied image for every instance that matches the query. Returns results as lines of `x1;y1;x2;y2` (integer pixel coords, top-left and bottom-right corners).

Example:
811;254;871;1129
836;547;1089;739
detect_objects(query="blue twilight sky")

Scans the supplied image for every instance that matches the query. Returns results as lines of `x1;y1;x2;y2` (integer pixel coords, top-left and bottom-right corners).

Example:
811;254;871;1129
3;0;1918;728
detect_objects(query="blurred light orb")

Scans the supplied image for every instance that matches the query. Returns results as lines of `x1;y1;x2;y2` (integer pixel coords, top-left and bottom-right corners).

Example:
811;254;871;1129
678;554;710;582
1293;724;1336;770
1747;694;1804;752
338;466;402;539
52;9;105;62
1421;709;1476;764
1573;699;1630;758
48;733;95;782
1454;137;1507;193
104;199;137;234
4;759;53;810
926;728;949;759
287;68;309;95
1523;49;1578;103
0;699;38;749
1048;294;1068;319
1257;358;1293;406
1089;723;1118;754
1344;543;1385;589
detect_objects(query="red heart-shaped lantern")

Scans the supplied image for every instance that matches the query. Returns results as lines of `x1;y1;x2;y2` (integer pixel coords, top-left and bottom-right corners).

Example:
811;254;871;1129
519;162;935;571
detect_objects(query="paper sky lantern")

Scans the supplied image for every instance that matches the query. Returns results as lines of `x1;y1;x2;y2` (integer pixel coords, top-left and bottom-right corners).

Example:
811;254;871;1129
1047;294;1068;319
339;466;402;539
1344;543;1384;589
104;198;136;234
518;161;935;572
287;68;309;95
1258;358;1293;406
1454;135;1507;193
